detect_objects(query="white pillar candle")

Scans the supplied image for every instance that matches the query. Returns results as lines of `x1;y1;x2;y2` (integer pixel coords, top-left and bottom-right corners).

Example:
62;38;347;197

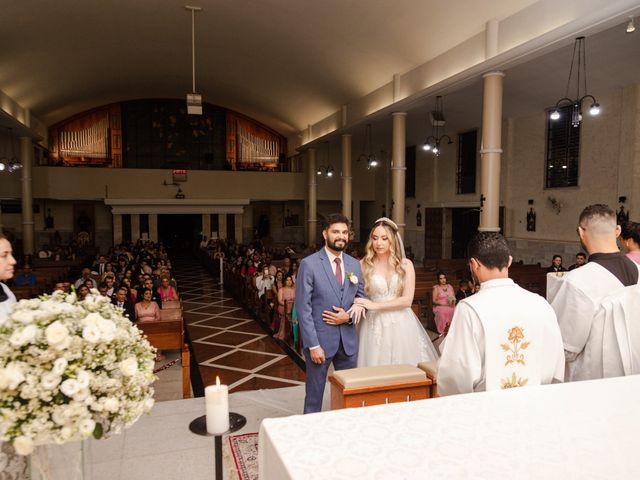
205;376;229;434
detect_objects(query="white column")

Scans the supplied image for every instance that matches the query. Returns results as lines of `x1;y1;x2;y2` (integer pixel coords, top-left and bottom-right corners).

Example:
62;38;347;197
113;214;122;245
307;148;317;246
20;137;34;255
235;213;243;243
479;71;505;232
131;214;140;241
391;112;407;238
148;214;158;242
202;214;211;241
219;214;227;240
341;134;352;221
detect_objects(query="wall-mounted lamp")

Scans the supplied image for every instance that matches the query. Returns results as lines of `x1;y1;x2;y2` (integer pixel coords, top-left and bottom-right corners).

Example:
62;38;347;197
627;17;635;34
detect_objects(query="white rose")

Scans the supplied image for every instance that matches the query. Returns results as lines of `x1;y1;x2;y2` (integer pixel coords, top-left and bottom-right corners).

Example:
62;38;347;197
41;372;62;390
73;388;90;402
103;398;120;413
52;357;68;375
9;325;37;347
349;273;358;284
11;310;35;325
0;363;26;390
79;418;96;436
45;321;69;345
82;324;101;343
60;378;80;397
65;292;77;303
120;358;138;377
76;370;90;389
13;436;34;456
97;319;116;342
60;426;73;441
83;312;103;326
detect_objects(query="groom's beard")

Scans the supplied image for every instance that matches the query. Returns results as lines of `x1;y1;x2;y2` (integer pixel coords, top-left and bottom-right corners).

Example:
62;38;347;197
327;239;347;251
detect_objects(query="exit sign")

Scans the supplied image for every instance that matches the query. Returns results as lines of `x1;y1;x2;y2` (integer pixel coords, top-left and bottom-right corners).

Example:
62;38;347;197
172;170;187;182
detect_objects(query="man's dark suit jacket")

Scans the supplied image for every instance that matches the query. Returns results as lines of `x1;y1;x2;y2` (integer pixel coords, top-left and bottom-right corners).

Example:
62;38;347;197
112;298;136;321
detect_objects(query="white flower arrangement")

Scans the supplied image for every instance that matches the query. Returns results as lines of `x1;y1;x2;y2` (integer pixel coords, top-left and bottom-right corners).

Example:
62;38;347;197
0;290;157;455
347;272;358;285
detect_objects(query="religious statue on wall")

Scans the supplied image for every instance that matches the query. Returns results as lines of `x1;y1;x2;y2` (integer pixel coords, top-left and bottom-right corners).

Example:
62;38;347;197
526;200;536;232
416;204;422;227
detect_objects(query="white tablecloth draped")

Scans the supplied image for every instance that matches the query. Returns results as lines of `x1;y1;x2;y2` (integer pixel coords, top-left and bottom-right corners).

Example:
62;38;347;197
259;375;640;479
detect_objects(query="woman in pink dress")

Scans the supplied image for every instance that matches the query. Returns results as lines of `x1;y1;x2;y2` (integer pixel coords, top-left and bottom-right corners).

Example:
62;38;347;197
274;274;295;340
432;272;456;333
135;288;161;323
621;221;640;264
157;275;179;302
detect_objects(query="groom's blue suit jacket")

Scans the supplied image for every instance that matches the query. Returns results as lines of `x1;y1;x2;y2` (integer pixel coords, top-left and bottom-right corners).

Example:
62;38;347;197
295;248;366;357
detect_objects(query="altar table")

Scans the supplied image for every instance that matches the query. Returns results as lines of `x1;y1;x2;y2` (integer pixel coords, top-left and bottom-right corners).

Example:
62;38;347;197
259;375;640;479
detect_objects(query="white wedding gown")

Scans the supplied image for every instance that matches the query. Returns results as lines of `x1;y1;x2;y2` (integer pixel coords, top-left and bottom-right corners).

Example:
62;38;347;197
357;273;439;367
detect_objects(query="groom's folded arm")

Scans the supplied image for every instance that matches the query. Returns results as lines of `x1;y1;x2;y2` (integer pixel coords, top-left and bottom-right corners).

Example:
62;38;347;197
295;260;320;348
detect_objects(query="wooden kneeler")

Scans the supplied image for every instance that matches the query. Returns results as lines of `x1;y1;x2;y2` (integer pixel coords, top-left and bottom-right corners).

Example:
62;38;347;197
417;361;438;398
329;364;432;410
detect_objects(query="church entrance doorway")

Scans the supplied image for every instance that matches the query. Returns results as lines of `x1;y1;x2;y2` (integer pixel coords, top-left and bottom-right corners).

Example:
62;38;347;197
158;214;202;249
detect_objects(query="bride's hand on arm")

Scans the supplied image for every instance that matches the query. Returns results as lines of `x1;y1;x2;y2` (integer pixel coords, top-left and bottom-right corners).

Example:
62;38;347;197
354;298;376;310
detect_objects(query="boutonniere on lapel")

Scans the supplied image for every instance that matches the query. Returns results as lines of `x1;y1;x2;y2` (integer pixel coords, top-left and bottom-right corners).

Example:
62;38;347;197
346;272;358;285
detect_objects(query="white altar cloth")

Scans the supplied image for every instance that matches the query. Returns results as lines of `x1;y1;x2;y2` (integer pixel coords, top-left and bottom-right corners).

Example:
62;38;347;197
259;375;640;479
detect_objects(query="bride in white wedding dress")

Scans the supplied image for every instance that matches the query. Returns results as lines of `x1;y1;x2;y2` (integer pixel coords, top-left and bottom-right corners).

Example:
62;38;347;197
354;218;439;367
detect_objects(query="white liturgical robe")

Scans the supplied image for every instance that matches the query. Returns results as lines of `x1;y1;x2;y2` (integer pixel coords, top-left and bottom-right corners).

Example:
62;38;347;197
550;263;640;381
438;278;565;396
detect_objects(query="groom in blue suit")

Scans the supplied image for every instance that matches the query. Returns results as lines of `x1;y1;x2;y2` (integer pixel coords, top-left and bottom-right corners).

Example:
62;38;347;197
295;213;366;413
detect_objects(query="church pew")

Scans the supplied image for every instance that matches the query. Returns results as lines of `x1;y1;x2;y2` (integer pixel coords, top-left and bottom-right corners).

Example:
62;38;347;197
137;310;191;399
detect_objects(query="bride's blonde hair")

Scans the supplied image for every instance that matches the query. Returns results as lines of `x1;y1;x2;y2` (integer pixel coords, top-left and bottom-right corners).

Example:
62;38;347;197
362;218;406;296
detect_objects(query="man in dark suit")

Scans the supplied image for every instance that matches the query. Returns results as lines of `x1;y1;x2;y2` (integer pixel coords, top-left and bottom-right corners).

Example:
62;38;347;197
295;213;366;413
112;287;135;321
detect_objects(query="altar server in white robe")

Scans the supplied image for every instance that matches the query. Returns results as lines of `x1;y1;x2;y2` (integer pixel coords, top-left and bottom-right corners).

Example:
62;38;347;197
438;232;564;396
549;204;640;381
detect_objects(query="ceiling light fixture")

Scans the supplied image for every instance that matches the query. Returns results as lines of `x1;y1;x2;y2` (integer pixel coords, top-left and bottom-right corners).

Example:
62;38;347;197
185;5;203;115
357;123;379;169
549;36;600;127
0;128;23;174
422;96;452;156
627;16;635;33
316;142;335;178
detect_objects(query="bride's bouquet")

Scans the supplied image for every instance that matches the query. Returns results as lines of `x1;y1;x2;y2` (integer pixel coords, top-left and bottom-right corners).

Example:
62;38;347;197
0;290;156;455
447;295;456;306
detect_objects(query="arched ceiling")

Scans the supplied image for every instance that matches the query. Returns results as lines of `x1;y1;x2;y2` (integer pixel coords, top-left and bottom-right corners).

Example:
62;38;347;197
1;0;540;137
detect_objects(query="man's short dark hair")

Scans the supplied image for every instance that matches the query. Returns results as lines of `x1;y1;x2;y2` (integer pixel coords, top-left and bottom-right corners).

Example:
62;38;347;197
576;252;587;259
579;204;616;225
552;254;562;261
621;221;640;245
467;232;511;270
323;213;350;230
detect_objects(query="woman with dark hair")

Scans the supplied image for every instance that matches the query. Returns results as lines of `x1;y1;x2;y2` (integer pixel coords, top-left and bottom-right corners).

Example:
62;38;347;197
274;274;295;340
432;271;456;334
621;221;640;264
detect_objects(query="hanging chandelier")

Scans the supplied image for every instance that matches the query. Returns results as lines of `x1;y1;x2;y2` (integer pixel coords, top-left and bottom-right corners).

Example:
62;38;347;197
357;123;379;169
185;5;203;115
0;128;23;174
316;142;334;178
549;36;600;127
422;96;452;156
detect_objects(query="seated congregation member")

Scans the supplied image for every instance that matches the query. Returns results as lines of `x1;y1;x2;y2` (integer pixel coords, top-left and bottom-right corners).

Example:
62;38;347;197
74;268;92;289
568;252;587;270
620;221;640;265
91;254;108;276
157;275;179;302
455;279;472;302
77;284;90;300
550;205;640;381
438;232;564;396
112;287;136;321
104;274;116;298
545;254;567;273
14;264;36;287
432;272;456;333
135;288;161;323
137;277;162;308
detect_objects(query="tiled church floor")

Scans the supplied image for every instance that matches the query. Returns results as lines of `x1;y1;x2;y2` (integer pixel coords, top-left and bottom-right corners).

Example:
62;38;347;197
174;258;306;394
